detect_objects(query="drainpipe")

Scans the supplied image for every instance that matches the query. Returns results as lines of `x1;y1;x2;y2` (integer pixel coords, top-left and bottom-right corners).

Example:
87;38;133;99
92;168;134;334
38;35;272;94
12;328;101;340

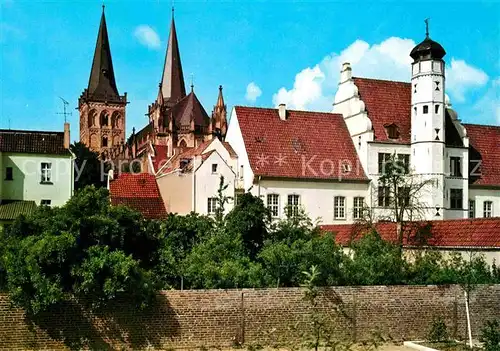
192;157;196;212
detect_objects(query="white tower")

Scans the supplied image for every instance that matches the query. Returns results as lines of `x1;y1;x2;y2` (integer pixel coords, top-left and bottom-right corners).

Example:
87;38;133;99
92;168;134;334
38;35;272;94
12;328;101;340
410;21;447;219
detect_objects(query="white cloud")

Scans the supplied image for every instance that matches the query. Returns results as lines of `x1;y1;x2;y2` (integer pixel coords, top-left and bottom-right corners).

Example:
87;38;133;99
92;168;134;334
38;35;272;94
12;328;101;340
471;77;500;125
245;82;262;103
446;59;489;102
134;25;161;49
272;37;489;112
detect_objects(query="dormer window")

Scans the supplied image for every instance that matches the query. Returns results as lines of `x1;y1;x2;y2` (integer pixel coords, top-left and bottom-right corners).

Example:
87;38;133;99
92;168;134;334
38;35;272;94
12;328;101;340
385;124;399;139
180;159;190;169
342;162;351;173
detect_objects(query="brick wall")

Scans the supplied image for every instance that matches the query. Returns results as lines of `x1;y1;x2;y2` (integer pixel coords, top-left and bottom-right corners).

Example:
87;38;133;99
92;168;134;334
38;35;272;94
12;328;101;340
0;285;499;350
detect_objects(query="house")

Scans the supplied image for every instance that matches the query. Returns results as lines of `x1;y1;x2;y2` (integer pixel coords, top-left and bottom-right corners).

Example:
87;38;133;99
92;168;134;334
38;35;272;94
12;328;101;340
108;172;167;219
322;217;500;265
226;29;500;224
0;124;74;227
155;137;237;215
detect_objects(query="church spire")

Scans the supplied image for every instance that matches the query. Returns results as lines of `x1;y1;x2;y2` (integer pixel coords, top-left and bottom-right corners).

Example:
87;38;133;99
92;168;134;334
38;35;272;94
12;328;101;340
87;6;120;102
215;85;225;110
160;15;186;105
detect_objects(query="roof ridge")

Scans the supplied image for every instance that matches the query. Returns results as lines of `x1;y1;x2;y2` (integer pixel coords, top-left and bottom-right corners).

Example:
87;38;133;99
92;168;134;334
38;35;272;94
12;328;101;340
353;76;410;85
235;105;343;116
463;123;500;129
0;129;64;135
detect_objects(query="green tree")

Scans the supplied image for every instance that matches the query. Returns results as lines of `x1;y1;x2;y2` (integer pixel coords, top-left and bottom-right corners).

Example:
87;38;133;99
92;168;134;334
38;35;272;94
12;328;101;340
71;142;106;190
2;185;158;315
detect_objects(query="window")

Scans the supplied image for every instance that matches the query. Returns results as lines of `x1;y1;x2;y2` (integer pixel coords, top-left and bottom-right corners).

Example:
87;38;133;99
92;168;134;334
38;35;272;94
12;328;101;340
450;157;462;177
353;197;364;219
211;164;218;174
378;186;390;207
5;167;13;180
469;200;475;218
397;187;410;207
40;199;51;206
450;189;463;209
102;136;108;147
397;154;410;174
207;197;218;215
287;194;300;217
378;153;391;174
240;165;244;179
267;194;280;218
40;162;52;183
435;105;440;114
423;105;429;114
435;81;440;91
334;196;346;220
386;125;399;139
483;201;493;218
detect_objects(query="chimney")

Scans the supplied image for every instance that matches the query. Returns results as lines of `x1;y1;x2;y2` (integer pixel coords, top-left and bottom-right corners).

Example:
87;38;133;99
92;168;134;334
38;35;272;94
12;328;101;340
64;122;70;149
278;103;287;121
340;62;352;84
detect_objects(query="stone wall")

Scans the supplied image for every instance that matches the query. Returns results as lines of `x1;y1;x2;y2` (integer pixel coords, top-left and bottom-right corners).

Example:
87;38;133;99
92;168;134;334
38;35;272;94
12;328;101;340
0;285;499;350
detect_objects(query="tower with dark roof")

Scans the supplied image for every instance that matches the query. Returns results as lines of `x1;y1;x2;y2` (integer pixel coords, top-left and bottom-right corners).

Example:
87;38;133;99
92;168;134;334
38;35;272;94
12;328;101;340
79;6;127;154
410;20;448;218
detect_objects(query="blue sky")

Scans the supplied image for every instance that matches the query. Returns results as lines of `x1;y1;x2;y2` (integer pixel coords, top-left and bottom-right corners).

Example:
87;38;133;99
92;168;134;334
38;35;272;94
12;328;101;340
1;0;498;139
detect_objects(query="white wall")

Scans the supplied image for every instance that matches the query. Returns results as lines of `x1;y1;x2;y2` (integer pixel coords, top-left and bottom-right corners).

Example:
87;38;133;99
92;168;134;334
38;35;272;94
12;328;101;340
194;151;236;216
1;152;73;206
225;109;254;191
250;179;369;224
469;188;500;218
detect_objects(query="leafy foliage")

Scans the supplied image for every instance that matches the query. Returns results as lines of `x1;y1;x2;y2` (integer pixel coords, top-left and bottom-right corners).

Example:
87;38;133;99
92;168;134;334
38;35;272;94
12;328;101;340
428;317;449;343
480;319;500;351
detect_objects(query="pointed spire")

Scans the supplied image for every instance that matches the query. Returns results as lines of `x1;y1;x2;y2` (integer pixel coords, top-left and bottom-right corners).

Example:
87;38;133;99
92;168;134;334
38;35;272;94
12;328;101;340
216;85;225;109
160;15;186;105
87;7;120;101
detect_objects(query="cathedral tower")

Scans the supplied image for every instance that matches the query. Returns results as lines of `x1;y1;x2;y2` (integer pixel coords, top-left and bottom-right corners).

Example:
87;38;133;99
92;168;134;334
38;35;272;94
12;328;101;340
410;20;446;218
211;85;227;140
79;6;127;154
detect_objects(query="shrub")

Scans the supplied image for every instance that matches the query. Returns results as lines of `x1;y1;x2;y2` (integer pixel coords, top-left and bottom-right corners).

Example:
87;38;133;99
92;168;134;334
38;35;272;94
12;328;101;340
428;317;449;343
480;319;500;351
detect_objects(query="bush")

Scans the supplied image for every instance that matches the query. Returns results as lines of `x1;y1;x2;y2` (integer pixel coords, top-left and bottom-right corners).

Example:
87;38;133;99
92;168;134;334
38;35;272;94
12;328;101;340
428;317;449;343
480;319;500;351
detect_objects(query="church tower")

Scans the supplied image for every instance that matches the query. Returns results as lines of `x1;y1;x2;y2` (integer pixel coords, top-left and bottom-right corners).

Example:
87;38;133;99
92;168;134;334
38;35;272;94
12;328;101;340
79;6;127;155
211;85;228;140
410;20;446;218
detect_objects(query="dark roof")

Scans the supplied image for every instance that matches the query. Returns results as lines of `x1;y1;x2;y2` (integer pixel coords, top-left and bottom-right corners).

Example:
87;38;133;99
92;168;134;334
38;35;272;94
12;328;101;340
234;106;368;181
109;173;167;219
160;17;186;106
0;200;37;221
172;91;210;128
0;129;71;155
86;8;122;103
353;77;412;144
322;217;500;249
410;36;446;62
465;124;500;187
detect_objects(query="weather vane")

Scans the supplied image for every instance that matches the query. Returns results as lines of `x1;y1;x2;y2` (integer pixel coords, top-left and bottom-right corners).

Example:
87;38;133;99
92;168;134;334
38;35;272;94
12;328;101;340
425;18;430;38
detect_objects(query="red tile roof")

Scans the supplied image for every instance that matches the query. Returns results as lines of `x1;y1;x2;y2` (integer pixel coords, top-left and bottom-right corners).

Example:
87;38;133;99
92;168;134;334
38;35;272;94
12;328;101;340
353;77;412;144
465;124;500;187
234;106;367;181
0;129;71;155
151;144;169;173
321;217;500;248
109;173;167;219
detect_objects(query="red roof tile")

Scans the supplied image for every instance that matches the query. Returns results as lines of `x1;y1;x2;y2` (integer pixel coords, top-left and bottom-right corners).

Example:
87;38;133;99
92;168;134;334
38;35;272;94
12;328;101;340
353;78;412;144
322;217;500;248
0;129;70;155
109;173;167;219
234;106;367;181
465;124;500;187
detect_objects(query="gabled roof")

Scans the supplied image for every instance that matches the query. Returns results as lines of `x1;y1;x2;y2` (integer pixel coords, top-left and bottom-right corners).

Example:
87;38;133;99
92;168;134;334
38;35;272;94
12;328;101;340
0;200;37;221
86;8;122;103
353;77;412;144
234;106;368;181
466;124;500;187
160;17;186;105
0;129;71;155
322;217;500;249
109;173;167;219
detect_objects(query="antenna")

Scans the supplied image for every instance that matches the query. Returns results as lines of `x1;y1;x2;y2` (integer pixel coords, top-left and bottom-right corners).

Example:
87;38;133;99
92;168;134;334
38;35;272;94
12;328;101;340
57;97;72;123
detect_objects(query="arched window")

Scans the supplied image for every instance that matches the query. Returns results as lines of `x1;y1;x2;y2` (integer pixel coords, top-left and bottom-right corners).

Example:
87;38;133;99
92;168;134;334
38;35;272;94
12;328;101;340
88;109;97;127
100;111;109;127
112;112;121;128
102;136;108;147
179;139;187;148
